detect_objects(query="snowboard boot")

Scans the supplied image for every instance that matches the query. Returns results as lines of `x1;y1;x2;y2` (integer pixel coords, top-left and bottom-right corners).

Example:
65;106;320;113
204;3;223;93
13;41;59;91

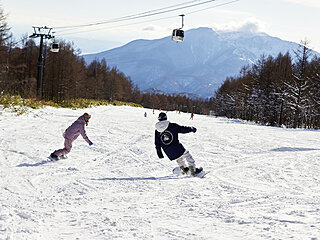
189;166;203;176
189;166;195;176
195;167;203;175
50;153;59;161
179;166;189;175
60;155;68;159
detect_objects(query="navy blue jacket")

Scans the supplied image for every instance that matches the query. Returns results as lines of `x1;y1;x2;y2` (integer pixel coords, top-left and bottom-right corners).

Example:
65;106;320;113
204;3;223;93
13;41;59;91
155;121;195;160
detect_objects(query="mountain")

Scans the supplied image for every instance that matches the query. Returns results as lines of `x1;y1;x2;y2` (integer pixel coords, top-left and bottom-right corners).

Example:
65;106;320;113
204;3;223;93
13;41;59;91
71;37;123;55
83;27;320;98
143;88;166;95
143;88;202;100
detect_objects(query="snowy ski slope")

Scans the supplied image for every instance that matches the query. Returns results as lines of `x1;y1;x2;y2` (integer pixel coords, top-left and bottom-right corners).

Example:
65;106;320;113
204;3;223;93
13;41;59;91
0;105;320;239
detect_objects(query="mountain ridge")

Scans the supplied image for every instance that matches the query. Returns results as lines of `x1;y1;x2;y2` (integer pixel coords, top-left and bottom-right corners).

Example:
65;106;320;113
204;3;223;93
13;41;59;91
83;27;320;98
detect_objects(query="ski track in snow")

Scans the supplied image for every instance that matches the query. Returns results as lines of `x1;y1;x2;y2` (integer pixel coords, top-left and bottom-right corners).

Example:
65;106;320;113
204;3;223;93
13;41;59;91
0;105;320;240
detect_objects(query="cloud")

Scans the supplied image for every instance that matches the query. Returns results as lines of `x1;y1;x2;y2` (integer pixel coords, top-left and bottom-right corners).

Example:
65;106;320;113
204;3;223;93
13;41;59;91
213;18;266;33
142;26;156;31
140;24;171;37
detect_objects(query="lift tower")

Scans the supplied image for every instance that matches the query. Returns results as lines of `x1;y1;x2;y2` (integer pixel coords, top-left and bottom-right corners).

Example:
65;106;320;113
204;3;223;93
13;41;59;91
29;26;55;99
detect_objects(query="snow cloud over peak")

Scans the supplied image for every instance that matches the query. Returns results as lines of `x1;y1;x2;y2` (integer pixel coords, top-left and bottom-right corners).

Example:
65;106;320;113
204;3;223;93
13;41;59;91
214;18;266;33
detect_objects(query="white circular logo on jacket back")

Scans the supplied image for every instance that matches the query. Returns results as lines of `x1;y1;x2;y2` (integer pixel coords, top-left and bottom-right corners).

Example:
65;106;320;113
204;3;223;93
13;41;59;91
160;130;173;145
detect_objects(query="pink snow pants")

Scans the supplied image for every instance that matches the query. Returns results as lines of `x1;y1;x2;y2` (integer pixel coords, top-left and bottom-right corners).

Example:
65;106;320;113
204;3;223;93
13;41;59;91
53;138;73;157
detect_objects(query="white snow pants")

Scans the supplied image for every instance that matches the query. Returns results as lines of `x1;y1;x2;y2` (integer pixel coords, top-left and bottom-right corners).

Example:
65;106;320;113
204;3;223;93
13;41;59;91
176;150;196;169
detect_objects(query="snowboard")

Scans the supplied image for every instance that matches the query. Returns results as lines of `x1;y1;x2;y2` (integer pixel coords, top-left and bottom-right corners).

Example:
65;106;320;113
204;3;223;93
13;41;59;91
47;155;68;161
48;156;59;161
172;167;208;178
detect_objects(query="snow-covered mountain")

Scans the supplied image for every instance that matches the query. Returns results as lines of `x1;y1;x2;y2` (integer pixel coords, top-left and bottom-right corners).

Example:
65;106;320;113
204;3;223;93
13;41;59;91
83;27;320;98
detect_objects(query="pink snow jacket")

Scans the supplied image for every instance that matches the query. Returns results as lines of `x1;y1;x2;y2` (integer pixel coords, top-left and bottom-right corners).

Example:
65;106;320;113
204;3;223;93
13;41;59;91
63;116;91;143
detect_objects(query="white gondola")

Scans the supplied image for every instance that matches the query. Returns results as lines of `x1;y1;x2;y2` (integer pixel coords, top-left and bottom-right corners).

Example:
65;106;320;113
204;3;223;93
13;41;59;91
50;42;59;53
172;29;184;42
172;14;185;42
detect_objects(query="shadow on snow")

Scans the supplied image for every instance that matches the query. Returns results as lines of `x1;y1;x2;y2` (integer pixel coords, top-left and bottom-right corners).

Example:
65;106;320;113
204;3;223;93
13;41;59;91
271;147;320;152
16;160;54;167
91;176;182;181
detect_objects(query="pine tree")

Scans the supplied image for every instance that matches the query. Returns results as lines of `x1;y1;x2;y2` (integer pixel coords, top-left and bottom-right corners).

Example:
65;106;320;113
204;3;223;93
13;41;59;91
0;6;12;92
286;40;312;128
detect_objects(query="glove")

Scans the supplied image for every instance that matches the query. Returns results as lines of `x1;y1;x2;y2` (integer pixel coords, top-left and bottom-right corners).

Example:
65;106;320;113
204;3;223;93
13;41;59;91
89;141;93;146
191;127;197;133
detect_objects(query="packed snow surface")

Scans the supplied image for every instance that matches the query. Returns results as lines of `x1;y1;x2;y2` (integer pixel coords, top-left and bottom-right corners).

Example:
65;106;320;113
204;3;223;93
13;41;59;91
0;105;320;240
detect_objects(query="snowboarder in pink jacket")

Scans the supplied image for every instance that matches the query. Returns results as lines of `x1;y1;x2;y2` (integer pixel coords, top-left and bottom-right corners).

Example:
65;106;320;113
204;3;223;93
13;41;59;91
50;113;93;160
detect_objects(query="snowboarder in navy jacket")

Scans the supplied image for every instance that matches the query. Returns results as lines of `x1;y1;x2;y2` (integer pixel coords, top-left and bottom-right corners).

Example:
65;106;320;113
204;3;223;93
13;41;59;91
155;112;202;176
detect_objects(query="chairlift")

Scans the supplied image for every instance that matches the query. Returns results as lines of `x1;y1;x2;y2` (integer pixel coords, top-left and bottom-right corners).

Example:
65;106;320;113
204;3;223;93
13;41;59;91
50;42;59;53
172;14;185;42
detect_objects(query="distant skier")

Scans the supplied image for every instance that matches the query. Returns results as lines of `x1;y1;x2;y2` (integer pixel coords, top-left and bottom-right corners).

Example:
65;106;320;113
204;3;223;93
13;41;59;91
50;113;93;160
154;112;202;176
190;113;194;120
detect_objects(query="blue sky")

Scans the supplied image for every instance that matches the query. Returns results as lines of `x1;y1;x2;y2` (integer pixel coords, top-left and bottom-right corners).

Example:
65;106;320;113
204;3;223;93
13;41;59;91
1;0;319;54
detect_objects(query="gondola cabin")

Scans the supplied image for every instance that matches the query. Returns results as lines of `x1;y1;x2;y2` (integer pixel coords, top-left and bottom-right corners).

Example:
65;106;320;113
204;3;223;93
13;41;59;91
172;29;184;42
172;14;185;42
50;42;59;53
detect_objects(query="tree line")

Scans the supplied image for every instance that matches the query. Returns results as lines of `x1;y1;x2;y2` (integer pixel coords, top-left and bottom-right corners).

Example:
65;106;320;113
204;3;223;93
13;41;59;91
215;42;320;128
0;6;214;114
2;5;320;128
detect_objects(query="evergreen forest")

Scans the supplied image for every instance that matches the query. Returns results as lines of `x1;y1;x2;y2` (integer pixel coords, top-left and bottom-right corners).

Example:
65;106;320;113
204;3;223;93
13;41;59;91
215;46;320;128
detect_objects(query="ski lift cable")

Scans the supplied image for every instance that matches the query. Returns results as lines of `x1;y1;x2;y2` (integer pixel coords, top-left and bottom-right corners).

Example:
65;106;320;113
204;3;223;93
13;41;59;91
54;0;203;30
56;0;240;36
54;0;205;29
57;15;178;36
53;0;219;30
187;0;240;15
